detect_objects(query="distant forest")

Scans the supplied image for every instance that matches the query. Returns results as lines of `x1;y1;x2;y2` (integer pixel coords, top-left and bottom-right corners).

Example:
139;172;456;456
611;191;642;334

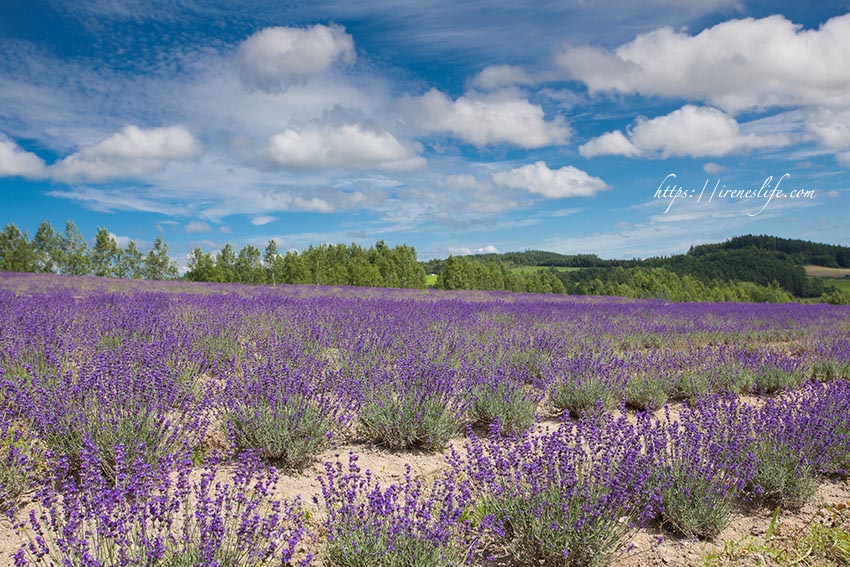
425;235;850;304
1;223;849;304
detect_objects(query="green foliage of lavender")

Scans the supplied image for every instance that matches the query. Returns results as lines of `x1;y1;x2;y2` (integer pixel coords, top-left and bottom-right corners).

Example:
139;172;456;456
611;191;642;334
317;455;474;567
468;380;537;435
657;397;757;539
358;362;463;450
455;414;663;566
0;413;37;509
226;395;334;470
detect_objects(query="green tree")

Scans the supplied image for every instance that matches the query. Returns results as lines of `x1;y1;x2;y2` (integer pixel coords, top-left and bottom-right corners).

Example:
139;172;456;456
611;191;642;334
143;237;178;280
32;220;63;273
263;240;280;285
280;251;309;284
215;243;238;283
439;255;469;290
60;220;90;276
90;227;120;277
0;224;37;272
185;246;217;282
236;244;264;284
116;241;144;279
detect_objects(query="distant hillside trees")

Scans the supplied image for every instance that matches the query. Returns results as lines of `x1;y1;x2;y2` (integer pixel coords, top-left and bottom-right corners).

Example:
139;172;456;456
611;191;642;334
689;234;850;268
556;266;794;303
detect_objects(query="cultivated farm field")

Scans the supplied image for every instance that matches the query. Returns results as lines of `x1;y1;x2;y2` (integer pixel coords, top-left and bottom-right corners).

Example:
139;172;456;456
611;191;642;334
0;272;849;567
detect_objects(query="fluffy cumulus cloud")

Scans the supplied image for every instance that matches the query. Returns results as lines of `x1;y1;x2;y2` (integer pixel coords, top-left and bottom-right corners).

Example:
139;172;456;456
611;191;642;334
397;89;570;148
492;161;608;198
557;13;850;112
469;65;537;90
239;24;356;90
52;125;201;182
806;107;850;149
265;123;425;170
578;130;640;158
0;135;46;178
580;105;788;158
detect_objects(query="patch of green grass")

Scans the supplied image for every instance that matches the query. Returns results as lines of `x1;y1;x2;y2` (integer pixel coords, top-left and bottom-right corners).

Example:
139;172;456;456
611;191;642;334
704;504;850;567
509;266;581;275
425;274;438;287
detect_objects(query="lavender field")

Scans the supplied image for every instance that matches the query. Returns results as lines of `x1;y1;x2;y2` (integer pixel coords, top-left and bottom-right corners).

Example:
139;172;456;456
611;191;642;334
1;272;849;567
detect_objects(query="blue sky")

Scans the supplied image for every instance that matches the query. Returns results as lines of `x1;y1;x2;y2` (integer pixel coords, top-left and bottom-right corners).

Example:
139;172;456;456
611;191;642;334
2;0;850;264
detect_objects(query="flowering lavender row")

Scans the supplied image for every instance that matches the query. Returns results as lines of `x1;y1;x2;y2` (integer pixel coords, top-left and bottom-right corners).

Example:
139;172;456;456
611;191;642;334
0;274;849;565
13;382;849;566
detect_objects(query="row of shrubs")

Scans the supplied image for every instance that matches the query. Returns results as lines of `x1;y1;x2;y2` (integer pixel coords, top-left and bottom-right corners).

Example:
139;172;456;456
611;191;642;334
8;380;850;567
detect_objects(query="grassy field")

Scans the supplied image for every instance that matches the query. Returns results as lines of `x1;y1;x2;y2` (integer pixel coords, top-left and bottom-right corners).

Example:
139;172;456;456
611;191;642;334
825;278;850;292
805;265;850;278
425;273;438;286
805;265;850;293
509;265;582;274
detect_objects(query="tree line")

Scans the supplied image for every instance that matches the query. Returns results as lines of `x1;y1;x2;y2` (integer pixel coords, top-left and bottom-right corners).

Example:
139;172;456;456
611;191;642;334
432;254;796;303
185;240;425;288
437;255;566;294
0;221;427;289
0;221;177;279
3;222;847;303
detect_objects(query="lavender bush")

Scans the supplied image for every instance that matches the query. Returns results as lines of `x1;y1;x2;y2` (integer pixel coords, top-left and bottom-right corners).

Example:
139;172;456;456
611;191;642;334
316;454;476;567
454;414;662;566
15;440;312;567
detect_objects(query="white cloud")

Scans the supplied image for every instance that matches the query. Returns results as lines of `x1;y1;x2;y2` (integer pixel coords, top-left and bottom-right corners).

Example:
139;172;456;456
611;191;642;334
443;173;483;190
52;125;201;182
827;189;841;198
492;161;608;199
557;13;850;112
703;162;726;175
185;221;213;233
266;123;425;170
581;105;789;158
47;186;185;215
397;88;570;148
806;107;850;149
469;65;536;90
238;24;355;91
578;130;640;158
838;151;850;168
0;135;46;178
250;215;276;226
448;244;500;256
